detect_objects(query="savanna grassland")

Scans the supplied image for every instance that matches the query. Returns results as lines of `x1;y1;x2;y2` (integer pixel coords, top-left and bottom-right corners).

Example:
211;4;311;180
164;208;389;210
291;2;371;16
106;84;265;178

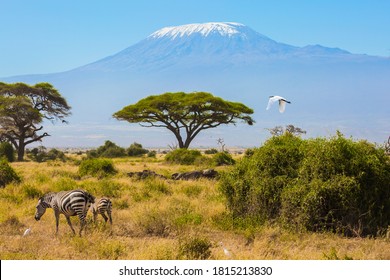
0;152;389;260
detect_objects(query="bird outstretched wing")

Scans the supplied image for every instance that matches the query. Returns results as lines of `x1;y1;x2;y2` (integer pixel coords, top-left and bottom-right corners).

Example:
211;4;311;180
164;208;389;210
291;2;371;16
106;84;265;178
266;96;278;110
267;96;290;113
278;99;287;113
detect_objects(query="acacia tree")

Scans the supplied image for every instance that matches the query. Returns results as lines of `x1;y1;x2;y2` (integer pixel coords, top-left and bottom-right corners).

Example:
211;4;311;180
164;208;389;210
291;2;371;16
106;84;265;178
113;92;254;148
267;125;307;137
0;82;71;161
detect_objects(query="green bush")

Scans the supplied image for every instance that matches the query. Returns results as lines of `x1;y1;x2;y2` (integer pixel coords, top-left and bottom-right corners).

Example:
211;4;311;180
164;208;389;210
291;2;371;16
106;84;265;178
22;184;43;199
87;140;126;158
136;209;171;237
220;133;303;220
213;152;235;166
165;148;202;165
0;159;20;187
204;148;218;154
79;158;117;178
147;150;157;158
27;147;67;162
0;142;15;162
178;236;212;260
127;142;149;157
244;148;255;158
47;148;67;161
220;132;390;236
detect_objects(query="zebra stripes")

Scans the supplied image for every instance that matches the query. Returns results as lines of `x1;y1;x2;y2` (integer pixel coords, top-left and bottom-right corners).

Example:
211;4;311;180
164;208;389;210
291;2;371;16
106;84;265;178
91;197;113;225
35;189;95;236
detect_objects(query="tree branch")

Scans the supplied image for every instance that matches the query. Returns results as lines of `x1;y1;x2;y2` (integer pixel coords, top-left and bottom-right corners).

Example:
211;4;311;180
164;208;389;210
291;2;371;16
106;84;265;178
24;132;50;145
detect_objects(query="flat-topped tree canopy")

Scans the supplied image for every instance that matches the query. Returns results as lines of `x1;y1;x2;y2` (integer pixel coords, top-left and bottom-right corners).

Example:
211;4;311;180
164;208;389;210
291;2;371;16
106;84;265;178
113;91;254;148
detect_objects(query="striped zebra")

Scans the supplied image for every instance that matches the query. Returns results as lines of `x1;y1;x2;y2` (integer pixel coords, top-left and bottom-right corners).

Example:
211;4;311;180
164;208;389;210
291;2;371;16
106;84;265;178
35;189;95;236
91;197;113;225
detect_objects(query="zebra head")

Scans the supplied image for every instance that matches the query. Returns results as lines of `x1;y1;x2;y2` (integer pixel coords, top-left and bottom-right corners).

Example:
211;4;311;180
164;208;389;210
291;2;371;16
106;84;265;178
35;193;54;221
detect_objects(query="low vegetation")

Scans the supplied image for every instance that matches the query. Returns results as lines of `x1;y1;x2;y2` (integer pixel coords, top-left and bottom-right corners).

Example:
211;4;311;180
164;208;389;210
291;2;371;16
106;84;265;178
212;151;235;166
79;158;118;178
86;140;150;158
0;133;389;260
165;148;203;165
27;147;67;163
0;142;15;162
0;159;20;188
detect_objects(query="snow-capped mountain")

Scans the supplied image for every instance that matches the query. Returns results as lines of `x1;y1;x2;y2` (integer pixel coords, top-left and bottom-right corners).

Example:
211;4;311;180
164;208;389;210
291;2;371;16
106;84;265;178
149;22;246;38
78;22;354;72
1;22;389;147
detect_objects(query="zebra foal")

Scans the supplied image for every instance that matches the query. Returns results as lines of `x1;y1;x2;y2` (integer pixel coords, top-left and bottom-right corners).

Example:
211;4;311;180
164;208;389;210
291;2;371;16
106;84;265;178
91;197;113;225
35;189;95;236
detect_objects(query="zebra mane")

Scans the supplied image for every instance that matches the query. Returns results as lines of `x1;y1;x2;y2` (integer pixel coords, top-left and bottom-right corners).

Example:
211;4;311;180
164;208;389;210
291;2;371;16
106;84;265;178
39;192;57;205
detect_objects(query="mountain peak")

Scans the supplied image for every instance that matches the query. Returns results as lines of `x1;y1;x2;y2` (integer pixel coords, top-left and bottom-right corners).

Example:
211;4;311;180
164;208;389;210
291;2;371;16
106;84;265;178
78;22;359;73
148;22;247;39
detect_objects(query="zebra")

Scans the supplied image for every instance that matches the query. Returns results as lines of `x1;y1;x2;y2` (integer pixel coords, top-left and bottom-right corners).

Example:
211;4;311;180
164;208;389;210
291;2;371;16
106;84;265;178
35;189;95;236
91;197;112;225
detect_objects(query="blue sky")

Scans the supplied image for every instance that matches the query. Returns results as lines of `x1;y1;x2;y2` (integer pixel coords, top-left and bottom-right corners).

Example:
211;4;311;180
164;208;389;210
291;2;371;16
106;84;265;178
1;0;389;77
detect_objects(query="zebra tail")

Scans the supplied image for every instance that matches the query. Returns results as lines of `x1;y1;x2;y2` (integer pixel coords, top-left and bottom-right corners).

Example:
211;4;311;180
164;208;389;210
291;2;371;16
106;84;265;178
85;192;95;204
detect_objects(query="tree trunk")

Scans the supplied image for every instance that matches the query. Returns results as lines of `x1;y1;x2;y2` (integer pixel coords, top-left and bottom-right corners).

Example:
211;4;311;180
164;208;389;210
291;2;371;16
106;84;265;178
183;141;191;149
17;142;25;161
172;130;185;148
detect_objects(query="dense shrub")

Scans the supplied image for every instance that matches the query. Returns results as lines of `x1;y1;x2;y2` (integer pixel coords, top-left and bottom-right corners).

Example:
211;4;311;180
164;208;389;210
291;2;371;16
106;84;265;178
147;150;157;158
220;133;303;220
220;132;390;236
135;208;171;237
79;158;117;178
204;148;218;154
27;147;67;162
213;152;235;166
0;142;15;162
87;140;126;158
165;149;202;165
0;159;20;187
127;142;149;156
178;236;212;260
22;184;43;199
244;148;255;158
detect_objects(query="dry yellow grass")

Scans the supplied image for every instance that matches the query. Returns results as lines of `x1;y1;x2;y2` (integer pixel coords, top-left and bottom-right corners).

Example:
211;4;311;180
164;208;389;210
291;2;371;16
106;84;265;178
0;155;389;260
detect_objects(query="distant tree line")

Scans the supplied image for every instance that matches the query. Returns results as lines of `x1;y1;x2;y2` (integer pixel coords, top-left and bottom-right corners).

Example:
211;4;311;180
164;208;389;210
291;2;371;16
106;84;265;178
86;140;153;158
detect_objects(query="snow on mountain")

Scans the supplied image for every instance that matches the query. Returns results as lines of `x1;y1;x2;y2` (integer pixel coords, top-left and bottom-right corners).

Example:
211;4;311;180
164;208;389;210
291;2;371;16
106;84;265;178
78;22;365;73
149;22;245;39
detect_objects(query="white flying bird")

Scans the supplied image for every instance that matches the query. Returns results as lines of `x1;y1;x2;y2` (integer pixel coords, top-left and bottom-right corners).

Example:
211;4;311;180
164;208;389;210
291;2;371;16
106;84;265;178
23;228;31;237
266;95;291;113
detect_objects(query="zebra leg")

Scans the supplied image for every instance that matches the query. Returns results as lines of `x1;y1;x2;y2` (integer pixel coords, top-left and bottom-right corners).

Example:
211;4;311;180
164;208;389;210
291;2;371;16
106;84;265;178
55;212;60;235
65;216;76;235
78;213;87;236
100;212;109;223
93;210;98;224
79;220;85;237
108;210;113;225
